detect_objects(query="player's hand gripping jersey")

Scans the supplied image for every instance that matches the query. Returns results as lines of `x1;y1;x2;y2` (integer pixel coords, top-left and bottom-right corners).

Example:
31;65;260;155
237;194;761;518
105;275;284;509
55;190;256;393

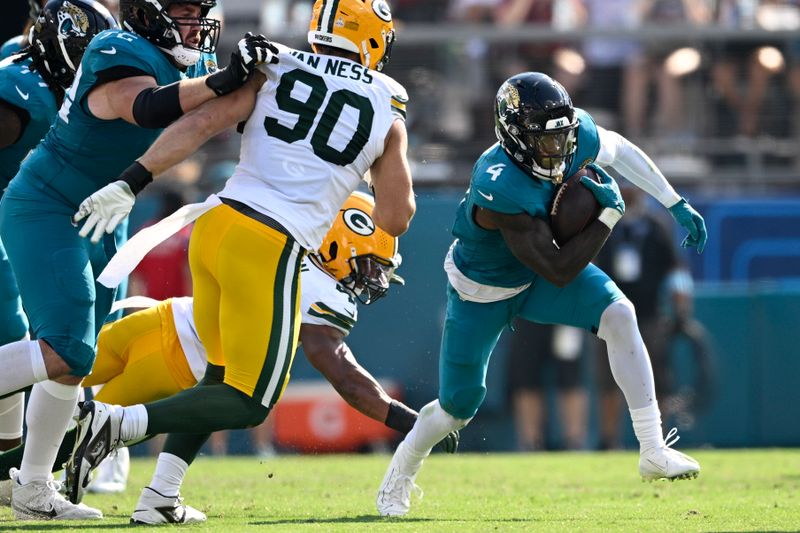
220;46;408;251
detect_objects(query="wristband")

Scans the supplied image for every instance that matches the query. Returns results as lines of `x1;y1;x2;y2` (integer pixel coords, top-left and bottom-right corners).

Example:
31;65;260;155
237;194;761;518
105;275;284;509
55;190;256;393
598;207;623;230
384;400;418;434
119;161;153;195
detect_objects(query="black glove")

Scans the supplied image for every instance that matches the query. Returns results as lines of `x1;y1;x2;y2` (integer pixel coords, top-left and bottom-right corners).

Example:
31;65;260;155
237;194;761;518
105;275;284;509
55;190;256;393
434;429;460;454
205;32;279;96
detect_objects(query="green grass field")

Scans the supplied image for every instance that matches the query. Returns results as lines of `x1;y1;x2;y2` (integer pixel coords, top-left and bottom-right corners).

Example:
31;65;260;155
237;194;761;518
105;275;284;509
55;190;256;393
1;449;798;532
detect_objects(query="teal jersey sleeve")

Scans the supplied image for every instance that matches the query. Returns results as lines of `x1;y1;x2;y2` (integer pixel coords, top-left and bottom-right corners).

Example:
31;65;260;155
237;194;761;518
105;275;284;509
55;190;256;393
563;107;601;178
0;36;24;60
0;56;58;188
19;29;183;207
185;52;218;79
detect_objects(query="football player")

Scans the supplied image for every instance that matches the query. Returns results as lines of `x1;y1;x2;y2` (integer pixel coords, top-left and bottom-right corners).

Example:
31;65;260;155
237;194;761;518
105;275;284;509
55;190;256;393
66;0;414;521
0;0;278;521
0;192;457;522
376;72;706;516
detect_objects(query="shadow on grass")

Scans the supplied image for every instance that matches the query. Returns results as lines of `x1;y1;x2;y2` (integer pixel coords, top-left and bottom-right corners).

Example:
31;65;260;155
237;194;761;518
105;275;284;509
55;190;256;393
251;515;542;526
0;521;135;531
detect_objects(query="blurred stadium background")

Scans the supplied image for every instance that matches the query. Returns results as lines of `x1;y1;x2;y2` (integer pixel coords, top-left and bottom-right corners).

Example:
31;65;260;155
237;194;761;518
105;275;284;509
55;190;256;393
4;0;799;455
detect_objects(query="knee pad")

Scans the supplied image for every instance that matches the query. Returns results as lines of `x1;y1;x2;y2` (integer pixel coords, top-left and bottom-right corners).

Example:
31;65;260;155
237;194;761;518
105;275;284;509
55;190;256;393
440;384;486;421
43;336;96;377
597;299;638;342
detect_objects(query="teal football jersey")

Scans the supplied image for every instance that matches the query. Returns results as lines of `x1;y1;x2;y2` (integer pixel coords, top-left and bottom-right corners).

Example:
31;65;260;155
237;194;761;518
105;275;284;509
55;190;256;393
0;56;58;189
19;29;211;207
0;36;24;60
451;108;602;288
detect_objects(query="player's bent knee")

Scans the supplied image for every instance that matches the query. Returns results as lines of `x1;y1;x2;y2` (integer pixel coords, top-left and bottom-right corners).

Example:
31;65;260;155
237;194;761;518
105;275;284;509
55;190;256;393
42;336;96;377
597;299;638;341
224;385;270;429
440;385;486;420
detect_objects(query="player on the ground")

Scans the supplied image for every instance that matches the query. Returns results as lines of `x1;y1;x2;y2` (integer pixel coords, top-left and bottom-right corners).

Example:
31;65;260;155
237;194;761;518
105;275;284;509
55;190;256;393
0;193;457;520
0;0;278;520
66;0;414;519
375;72;707;517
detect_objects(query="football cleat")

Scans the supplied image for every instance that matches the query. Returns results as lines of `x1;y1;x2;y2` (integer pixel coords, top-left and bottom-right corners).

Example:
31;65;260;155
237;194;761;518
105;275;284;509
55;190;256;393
376;442;423;517
639;428;700;481
130;486;207;524
88;447;130;494
65;400;124;504
10;468;102;520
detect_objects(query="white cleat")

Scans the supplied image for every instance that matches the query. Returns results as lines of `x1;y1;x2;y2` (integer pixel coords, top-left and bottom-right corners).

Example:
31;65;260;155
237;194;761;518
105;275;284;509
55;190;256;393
9;468;102;520
376;442;423;517
65;400;124;504
639;428;700;481
130;486;206;524
88;447;130;494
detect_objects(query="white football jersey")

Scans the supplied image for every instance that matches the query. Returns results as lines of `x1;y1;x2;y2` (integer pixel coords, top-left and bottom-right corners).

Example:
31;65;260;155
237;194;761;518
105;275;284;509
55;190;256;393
219;45;408;251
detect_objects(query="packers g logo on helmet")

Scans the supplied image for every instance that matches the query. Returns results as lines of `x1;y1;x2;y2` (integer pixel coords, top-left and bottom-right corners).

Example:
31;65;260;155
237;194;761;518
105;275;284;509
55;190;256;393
316;191;402;304
308;0;396;72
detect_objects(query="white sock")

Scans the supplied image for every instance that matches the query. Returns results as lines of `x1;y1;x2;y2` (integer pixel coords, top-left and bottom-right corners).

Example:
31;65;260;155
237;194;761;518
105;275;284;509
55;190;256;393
120;404;149;442
18;381;79;485
149;453;188;496
400;400;469;476
0;392;24;440
597;300;658;410
630;404;665;452
0;339;47;396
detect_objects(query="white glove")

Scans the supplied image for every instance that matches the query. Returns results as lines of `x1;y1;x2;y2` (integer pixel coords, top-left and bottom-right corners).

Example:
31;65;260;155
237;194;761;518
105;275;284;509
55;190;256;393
73;180;135;244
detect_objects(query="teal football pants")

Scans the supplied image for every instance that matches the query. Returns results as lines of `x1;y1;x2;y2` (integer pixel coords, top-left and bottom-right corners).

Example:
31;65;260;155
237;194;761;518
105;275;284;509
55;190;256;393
439;263;624;419
0;176;119;376
0;237;28;344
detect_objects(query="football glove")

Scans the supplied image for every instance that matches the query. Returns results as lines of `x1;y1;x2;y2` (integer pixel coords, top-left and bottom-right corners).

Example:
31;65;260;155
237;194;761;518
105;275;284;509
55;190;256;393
434;429;460;454
73;181;135;244
206;32;279;96
580;164;625;216
668;198;707;253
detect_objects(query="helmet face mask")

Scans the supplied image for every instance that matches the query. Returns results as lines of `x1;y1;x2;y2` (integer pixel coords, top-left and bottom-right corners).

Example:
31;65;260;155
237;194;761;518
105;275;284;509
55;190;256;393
120;0;219;66
315;192;402;305
28;0;119;88
495;72;578;182
307;0;396;72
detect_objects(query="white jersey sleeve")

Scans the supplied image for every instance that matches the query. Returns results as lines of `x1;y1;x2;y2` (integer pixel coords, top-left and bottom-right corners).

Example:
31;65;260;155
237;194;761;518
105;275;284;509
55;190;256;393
220;46;408;251
300;257;358;336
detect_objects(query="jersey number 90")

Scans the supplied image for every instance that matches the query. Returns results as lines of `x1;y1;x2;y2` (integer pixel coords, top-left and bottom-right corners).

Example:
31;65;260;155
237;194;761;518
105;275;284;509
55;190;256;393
264;69;375;166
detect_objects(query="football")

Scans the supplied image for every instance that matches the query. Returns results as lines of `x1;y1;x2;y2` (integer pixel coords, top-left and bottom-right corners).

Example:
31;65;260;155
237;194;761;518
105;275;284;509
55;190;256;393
549;167;602;246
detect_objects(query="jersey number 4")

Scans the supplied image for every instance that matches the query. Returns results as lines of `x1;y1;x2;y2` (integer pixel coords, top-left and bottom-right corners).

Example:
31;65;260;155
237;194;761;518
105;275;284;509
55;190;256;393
264;68;374;166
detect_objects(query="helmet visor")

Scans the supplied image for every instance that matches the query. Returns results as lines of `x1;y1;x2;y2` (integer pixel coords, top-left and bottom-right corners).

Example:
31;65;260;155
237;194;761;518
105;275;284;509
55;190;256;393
344;254;398;305
522;127;577;170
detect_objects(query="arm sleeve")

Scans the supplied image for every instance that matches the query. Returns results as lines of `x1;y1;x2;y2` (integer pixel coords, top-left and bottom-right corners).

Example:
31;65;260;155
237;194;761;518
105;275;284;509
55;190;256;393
595;126;682;208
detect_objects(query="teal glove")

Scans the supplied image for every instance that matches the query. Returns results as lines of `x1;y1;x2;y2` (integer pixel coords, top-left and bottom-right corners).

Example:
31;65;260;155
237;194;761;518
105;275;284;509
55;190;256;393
580;164;625;215
668;198;707;253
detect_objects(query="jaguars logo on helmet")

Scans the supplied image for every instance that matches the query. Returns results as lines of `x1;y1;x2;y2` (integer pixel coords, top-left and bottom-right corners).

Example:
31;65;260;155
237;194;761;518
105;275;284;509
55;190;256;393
119;0;220;67
308;0;396;72
23;0;118;91
315;191;402;304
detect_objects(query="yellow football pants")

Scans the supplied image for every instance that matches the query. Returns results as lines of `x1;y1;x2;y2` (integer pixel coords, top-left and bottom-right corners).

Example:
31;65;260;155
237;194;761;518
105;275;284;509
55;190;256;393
84;299;197;405
189;202;303;406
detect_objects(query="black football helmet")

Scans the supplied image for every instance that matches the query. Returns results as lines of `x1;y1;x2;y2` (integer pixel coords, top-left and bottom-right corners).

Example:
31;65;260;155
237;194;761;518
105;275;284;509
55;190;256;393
26;0;118;90
494;72;578;182
119;0;219;67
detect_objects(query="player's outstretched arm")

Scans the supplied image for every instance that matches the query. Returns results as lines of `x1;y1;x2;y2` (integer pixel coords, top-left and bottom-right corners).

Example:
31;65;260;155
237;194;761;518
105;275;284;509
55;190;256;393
477;207;613;288
595;127;707;252
369;120;415;237
87;33;278;128
74;73;265;244
300;323;459;453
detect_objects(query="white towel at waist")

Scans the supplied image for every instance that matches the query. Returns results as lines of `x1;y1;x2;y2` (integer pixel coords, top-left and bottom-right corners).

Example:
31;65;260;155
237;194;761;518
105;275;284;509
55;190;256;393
98;194;222;289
